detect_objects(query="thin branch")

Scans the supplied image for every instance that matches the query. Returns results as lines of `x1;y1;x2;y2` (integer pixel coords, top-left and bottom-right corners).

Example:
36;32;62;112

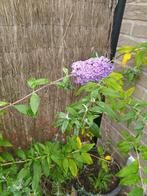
0;155;43;167
135;147;146;194
0;74;73;112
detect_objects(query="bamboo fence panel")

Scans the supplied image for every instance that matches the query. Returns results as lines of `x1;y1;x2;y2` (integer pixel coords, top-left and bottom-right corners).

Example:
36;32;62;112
0;0;116;147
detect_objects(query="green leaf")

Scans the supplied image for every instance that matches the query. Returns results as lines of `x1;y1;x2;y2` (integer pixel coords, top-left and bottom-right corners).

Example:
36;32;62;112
134;121;144;132
117;161;138;178
73;152;84;163
98;102;118;120
91;51;99;58
0;135;12;147
89;123;100;138
144;178;147;184
63;158;69;174
30;93;40;115
105;77;123;91
121;111;136;122
117;46;135;53
90;106;103;114
97;146;105;157
17;167;30;181
16;149;26;160
27;78;49;89
0;156;5;163
81;152;93;165
128;187;143;196
139;146;147;160
81;143;94;152
117;140;132;154
125;87;135;97
41;158;50;177
1;152;14;161
76;82;98;96
0;102;8;107
13;104;29;115
63;67;68;75
67;107;78;116
32;161;42;192
56;75;72;90
143;167;147;174
135;50;145;67
102;88;120;98
120;174;140;186
0;110;7;116
68;159;78;177
109;72;123;81
61;120;69;133
51;155;61;167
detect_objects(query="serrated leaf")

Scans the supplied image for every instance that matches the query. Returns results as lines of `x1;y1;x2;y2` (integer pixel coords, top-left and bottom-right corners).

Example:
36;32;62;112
63;158;69;174
30;93;40;115
68;159;78;177
81;152;93;165
128;187;143;196
32;161;42;192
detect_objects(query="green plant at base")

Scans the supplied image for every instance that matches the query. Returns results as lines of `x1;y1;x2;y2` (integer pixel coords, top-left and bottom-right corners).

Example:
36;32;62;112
88;146;111;193
89;169;111;193
0;136;94;195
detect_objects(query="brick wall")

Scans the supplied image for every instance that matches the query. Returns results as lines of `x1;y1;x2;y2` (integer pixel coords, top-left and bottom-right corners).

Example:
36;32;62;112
101;0;147;165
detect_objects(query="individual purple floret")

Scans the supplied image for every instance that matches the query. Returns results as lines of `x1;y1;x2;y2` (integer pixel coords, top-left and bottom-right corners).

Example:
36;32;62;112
71;56;114;85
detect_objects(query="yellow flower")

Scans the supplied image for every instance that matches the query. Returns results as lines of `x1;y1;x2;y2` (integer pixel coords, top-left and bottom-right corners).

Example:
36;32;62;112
77;136;82;149
105;155;112;161
122;53;131;66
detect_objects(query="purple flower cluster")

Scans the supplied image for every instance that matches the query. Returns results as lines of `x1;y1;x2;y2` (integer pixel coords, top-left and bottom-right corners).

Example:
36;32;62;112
71;56;114;85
